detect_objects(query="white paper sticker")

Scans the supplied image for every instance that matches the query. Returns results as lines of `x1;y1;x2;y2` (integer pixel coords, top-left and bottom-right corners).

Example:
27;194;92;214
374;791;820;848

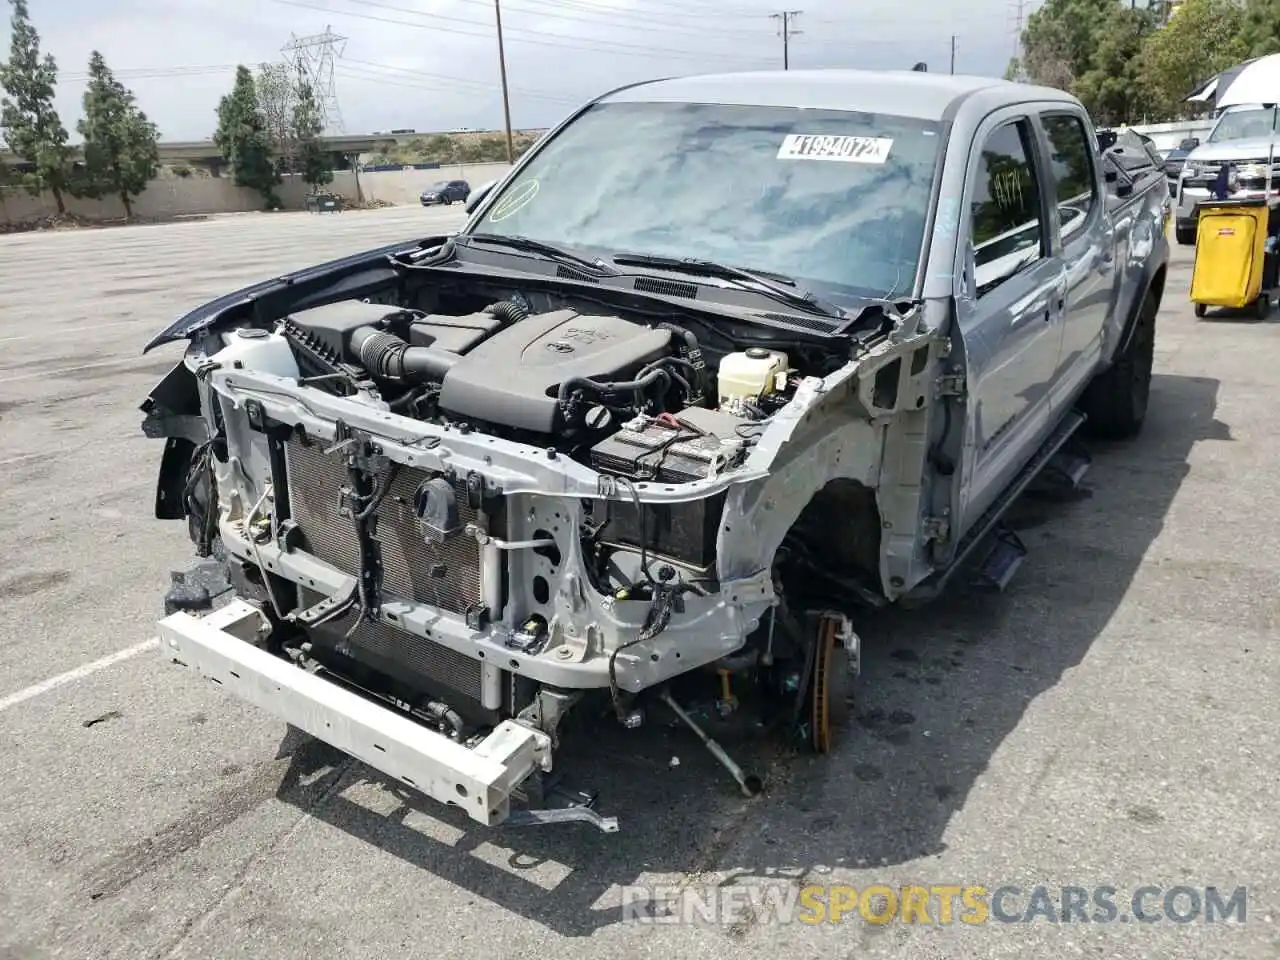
776;134;894;163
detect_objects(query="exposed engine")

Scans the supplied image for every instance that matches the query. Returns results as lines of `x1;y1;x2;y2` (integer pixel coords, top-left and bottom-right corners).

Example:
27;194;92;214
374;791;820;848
276;295;820;484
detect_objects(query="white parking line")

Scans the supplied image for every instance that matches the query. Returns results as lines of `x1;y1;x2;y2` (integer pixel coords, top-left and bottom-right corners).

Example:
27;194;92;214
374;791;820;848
0;638;158;713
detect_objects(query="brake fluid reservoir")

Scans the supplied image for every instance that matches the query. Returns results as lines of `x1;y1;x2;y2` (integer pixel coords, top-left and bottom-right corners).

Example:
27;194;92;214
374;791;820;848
718;347;788;404
208;327;301;380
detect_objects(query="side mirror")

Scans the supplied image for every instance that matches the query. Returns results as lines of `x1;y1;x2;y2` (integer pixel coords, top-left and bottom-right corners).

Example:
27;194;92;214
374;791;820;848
464;179;498;214
1097;130;1118;151
1179;137;1200;151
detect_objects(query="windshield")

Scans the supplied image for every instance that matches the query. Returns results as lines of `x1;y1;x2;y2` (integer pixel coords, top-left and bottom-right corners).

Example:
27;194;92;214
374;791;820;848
428;181;449;190
467;100;944;301
1209;107;1280;142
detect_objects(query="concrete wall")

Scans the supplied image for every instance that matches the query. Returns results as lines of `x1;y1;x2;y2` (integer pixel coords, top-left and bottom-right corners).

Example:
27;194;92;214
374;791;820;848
0;161;515;226
354;162;513;205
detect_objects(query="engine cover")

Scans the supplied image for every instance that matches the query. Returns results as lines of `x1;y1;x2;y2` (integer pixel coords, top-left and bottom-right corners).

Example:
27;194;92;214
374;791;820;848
438;309;671;432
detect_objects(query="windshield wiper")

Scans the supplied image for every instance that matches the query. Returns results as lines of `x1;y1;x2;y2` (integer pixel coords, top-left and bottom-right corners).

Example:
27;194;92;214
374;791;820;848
464;233;619;276
611;252;847;320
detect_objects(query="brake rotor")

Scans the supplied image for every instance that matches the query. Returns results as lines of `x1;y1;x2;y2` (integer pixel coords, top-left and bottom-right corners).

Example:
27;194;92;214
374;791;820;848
809;613;853;754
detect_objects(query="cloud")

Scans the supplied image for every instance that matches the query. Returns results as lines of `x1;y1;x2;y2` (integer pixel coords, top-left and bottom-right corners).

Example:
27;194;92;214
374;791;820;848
4;0;1018;141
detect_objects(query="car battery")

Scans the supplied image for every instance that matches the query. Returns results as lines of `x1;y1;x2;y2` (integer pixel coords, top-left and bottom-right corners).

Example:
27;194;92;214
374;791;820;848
589;416;744;569
589;416;744;483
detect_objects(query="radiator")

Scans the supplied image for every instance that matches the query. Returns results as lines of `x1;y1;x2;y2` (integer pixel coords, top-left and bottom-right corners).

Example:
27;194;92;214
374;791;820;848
285;437;489;616
309;607;484;703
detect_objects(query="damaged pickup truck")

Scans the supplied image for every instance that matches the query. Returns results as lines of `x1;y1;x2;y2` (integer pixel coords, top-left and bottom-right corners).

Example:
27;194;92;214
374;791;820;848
141;70;1169;832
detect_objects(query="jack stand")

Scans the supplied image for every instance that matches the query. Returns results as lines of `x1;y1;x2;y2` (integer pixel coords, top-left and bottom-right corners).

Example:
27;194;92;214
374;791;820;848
661;690;764;798
716;669;738;717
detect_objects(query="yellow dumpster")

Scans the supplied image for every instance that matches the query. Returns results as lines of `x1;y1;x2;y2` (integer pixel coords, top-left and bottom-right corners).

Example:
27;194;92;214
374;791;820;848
1190;198;1274;319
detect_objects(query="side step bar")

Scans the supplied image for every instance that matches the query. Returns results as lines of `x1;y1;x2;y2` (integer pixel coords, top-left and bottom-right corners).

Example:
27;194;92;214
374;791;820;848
157;600;552;828
907;409;1086;602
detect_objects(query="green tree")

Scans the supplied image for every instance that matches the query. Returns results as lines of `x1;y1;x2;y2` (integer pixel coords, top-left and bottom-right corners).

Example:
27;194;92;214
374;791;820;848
74;51;160;219
0;0;70;213
256;61;300;173
1239;0;1280;56
1139;0;1248;118
1074;5;1158;124
1019;0;1122;91
293;79;332;190
213;65;281;208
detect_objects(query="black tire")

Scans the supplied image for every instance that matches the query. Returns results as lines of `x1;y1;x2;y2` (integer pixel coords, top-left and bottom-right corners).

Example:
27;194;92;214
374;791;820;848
1081;289;1156;440
1175;225;1196;246
1194;302;1208;318
1257;295;1271;319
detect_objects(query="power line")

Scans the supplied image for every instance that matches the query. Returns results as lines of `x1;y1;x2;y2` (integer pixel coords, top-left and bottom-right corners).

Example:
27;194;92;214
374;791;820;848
282;26;347;133
453;0;775;40
341;58;577;102
769;10;802;71
335;65;579;107
269;0;768;64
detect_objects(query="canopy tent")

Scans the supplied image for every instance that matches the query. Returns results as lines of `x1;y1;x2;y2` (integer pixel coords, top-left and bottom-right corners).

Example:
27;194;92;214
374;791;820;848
1185;55;1280;107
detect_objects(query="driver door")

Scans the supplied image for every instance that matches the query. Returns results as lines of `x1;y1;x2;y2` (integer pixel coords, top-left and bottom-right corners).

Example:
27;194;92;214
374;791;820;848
955;111;1067;524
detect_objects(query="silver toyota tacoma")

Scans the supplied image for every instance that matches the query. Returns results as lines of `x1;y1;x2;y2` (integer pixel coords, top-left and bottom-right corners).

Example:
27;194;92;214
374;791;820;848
141;70;1170;832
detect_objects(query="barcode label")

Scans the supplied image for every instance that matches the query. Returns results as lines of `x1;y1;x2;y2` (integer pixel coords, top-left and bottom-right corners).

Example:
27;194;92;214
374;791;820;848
776;134;894;163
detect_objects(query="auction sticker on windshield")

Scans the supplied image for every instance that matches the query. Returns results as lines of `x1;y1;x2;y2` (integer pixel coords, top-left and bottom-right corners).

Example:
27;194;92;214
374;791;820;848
777;135;893;163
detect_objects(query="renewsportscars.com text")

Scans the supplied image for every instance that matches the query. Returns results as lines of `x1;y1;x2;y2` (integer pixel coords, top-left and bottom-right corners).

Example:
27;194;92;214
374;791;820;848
620;883;1248;926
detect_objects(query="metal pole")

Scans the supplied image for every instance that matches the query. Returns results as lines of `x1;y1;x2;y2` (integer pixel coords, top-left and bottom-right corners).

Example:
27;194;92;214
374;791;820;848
1268;104;1276;201
950;35;956;74
494;0;515;164
770;11;801;71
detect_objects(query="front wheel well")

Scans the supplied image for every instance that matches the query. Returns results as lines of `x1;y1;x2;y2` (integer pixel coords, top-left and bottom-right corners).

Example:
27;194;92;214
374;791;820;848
773;478;884;607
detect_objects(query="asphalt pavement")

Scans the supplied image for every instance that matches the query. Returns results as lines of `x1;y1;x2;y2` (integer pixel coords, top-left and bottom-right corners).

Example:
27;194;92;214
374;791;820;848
0;209;1276;959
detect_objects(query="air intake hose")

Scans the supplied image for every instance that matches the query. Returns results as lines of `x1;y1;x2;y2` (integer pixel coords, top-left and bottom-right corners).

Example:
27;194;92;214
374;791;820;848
485;299;528;328
349;326;460;383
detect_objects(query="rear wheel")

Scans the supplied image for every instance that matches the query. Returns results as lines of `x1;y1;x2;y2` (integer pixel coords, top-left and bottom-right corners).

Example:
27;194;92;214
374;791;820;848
1081;288;1157;440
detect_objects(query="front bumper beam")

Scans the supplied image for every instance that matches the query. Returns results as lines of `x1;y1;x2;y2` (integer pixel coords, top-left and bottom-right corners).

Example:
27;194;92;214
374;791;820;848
157;599;552;827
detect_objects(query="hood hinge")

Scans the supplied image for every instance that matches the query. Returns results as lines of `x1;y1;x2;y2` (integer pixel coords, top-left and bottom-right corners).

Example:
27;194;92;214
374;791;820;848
936;373;967;401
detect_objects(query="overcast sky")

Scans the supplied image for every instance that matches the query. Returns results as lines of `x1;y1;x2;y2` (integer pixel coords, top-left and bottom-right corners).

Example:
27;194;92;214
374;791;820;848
8;0;1023;141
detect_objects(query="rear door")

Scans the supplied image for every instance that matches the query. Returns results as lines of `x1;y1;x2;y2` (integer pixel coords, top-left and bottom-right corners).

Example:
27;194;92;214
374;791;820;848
956;110;1068;523
1035;110;1114;405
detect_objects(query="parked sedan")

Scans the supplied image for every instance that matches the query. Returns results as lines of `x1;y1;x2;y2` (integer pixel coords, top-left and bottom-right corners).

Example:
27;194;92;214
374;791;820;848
1162;140;1197;191
419;179;471;205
